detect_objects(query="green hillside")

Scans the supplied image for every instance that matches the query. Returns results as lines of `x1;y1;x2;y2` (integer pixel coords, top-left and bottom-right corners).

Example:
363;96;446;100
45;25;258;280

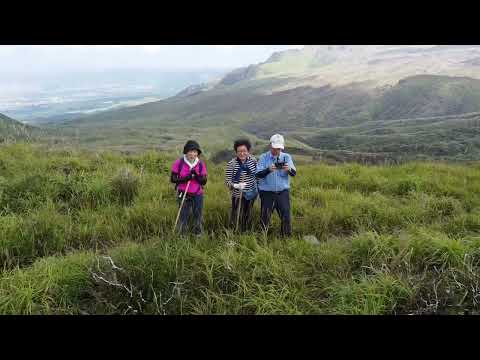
46;46;480;160
0;143;479;314
53;75;480;161
372;75;480;120
0;113;40;142
298;111;480;161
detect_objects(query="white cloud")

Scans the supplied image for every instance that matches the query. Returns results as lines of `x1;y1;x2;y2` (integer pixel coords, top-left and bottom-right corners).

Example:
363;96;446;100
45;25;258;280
0;45;306;76
0;46;18;56
141;45;164;53
64;45;90;51
213;45;235;50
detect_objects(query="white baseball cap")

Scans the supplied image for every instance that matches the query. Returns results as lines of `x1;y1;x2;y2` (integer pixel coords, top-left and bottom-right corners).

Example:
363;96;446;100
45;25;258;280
270;134;285;149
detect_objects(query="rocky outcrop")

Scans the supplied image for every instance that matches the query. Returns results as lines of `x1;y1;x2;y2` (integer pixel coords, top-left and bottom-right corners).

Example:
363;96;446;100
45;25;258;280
218;65;259;86
175;83;212;97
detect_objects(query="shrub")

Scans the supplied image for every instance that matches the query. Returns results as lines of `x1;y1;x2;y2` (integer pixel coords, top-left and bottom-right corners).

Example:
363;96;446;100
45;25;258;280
110;167;139;205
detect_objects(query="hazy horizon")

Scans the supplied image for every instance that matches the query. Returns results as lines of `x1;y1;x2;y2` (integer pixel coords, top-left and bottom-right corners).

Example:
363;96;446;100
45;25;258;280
0;45;303;120
0;45;304;75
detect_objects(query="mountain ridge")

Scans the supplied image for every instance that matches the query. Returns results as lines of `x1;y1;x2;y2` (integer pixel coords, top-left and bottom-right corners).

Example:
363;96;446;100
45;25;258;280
49;46;480;160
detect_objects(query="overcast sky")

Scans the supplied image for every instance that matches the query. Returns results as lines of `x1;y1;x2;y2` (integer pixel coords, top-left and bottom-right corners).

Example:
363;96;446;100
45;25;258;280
0;45;304;76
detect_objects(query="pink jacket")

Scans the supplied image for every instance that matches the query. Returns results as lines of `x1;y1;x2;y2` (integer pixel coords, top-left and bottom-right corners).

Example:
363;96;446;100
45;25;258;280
171;158;208;195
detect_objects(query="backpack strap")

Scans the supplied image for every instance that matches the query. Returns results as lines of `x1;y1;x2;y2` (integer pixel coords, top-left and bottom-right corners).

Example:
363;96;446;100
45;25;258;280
196;161;204;191
178;158;185;174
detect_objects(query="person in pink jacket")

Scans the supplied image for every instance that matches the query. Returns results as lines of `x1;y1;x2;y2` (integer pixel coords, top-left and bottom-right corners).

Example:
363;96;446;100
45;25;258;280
170;140;208;235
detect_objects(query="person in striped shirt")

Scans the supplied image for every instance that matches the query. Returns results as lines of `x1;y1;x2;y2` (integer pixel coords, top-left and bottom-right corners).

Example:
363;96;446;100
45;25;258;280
224;138;258;232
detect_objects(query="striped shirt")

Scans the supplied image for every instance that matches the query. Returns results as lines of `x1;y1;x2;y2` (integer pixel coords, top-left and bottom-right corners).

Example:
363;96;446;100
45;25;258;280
225;156;258;198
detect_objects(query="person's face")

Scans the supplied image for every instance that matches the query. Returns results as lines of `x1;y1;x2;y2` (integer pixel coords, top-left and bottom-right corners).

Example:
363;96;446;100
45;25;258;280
236;145;249;161
270;146;281;157
186;150;198;161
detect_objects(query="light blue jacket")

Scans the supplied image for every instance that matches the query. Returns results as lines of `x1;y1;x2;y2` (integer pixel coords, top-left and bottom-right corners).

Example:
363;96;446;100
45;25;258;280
255;151;296;192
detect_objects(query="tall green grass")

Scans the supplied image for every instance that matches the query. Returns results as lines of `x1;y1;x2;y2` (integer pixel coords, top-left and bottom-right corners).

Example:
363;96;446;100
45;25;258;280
0;143;478;314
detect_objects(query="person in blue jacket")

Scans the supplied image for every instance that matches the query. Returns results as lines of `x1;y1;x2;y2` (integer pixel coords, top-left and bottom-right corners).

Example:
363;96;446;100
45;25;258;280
255;134;297;237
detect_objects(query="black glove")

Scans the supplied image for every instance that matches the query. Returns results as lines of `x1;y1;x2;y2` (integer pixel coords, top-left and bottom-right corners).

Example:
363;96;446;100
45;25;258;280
190;168;197;178
183;173;193;182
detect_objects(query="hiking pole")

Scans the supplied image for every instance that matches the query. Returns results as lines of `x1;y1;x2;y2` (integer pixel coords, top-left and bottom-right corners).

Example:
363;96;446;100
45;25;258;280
173;180;191;233
236;189;243;232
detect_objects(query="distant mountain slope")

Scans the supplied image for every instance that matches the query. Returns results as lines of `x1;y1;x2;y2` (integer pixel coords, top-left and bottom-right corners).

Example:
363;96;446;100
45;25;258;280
298;111;480;161
62;75;480;130
53;46;480;160
0;113;42;142
372;75;480;120
61;45;480;129
213;45;480;87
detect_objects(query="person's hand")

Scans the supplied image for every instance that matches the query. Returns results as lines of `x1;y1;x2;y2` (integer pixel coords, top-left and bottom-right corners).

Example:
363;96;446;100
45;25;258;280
184;173;193;182
269;164;277;172
282;164;290;172
233;183;247;190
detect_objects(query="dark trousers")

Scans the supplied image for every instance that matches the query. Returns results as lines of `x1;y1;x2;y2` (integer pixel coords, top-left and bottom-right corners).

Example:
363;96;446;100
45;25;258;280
177;193;203;235
230;195;256;232
259;190;292;237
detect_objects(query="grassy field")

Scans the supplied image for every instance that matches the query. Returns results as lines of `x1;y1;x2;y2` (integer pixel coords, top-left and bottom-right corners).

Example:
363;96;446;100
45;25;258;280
0;143;479;314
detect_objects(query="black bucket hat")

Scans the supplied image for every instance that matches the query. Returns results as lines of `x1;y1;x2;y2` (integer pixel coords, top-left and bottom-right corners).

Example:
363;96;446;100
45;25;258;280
183;140;202;155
